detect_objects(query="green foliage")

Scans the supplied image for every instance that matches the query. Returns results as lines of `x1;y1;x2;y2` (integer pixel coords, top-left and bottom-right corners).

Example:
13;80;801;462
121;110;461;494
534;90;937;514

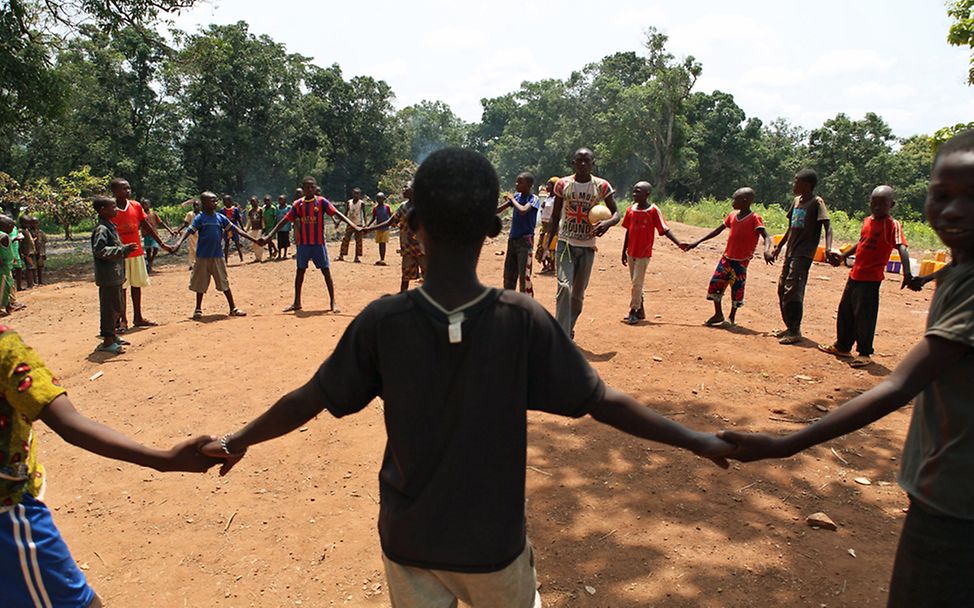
378;160;417;201
947;0;974;84
25;166;108;238
932;122;974;149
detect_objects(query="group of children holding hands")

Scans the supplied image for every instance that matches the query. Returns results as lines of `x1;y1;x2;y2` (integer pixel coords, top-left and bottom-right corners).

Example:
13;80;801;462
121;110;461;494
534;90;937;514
7;131;973;607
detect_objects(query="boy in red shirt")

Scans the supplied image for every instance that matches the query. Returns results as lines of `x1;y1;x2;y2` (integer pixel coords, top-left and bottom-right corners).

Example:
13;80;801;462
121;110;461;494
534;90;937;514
819;185;918;367
620;181;685;324
686;187;774;327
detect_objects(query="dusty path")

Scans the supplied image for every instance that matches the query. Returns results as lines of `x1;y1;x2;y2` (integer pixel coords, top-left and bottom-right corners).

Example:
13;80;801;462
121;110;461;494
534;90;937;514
14;221;933;607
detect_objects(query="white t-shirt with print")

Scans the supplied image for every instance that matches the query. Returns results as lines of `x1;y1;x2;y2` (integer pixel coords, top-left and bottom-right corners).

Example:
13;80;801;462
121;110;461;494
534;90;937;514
553;175;614;248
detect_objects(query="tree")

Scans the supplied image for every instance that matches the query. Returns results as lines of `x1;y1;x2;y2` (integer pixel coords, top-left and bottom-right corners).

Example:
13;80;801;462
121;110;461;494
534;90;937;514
947;0;974;84
25;166;108;239
378;160;417;202
397;101;470;163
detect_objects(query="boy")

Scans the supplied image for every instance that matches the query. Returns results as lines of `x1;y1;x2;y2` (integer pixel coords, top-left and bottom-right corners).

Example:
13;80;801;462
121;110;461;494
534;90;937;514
141;199;174;273
540;148;619;338
28;217;46;285
0;326;217;607
221;195;245;263
497;172;540;296
719;129;974;608
91;197;137;354
620;181;686;324
366;191;391;266
247;196;267;263
686;187;774;327
262;195;279;260
172;192;254;319
365;182;425;292
819;185;917;367
536;176;559;274
337;187;365;263
200;147;734;606
771;169;833;345
261;177;361;313
17;216;34;289
276;194;292;260
0;216;17;316
109;178;173;330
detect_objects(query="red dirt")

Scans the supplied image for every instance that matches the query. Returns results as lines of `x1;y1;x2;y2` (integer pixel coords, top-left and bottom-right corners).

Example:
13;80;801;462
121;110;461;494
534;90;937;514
15;221;932;607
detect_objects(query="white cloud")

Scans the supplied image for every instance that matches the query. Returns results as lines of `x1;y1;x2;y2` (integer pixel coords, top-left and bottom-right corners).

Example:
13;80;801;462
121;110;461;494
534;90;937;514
845;81;916;99
810;49;894;76
422;26;488;51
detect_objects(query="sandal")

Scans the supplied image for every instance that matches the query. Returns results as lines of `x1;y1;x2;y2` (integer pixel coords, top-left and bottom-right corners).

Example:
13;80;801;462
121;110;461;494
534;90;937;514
778;333;802;345
97;342;125;355
192;309;203;320
849;356;872;368
133;319;158;327
114;337;131;346
229;308;247;317
818;343;852;358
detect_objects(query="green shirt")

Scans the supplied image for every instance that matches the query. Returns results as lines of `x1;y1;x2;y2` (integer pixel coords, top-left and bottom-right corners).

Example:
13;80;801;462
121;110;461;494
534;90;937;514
263;206;277;233
899;260;974;519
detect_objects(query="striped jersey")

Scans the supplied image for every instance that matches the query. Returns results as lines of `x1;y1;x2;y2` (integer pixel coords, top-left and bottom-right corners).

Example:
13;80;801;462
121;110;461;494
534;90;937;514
285;196;337;246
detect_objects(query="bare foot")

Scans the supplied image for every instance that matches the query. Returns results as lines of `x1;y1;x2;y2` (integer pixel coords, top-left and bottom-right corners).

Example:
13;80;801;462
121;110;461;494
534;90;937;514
133;319;158;327
283;304;302;312
704;314;725;326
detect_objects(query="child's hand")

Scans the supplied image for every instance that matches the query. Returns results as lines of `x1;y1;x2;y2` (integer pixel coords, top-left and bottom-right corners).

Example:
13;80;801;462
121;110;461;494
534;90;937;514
716;430;790;462
763;250;775;265
621;253;628;266
159;435;224;472
199;437;247;476
691;432;735;469
679;242;693;252
592;220;612;237
903;275;924;291
124;243;138;254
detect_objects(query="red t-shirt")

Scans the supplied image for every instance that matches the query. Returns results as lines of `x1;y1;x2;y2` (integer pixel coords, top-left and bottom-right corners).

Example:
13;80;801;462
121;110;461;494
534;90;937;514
622;205;669;258
723;211;765;261
284;196;337;246
110;200;146;258
849;216;906;282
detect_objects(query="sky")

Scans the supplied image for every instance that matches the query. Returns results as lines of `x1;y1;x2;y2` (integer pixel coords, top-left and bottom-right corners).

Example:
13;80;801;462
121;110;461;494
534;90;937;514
168;0;973;137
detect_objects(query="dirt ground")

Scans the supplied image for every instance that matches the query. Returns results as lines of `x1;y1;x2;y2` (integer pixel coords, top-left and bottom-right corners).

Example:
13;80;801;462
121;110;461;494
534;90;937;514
13;220;935;607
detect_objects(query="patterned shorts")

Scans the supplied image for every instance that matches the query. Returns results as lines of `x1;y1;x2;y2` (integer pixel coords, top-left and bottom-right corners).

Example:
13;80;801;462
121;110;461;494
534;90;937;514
707;255;750;308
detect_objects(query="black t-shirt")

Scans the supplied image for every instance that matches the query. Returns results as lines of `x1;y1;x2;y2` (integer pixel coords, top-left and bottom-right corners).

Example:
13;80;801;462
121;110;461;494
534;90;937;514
784;195;829;259
312;288;605;572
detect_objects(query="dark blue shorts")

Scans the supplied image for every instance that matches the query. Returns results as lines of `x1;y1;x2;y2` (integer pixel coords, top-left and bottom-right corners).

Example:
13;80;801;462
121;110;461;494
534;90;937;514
296;244;329;270
1;494;95;608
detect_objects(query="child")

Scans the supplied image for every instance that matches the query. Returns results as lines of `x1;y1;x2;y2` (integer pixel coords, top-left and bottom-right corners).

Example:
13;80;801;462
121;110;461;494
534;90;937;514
172;192;255;319
0;216;16;316
28;217;46;285
366;191;391;266
686;187;774;327
10;219;24;293
276;195;292;260
365;182;425;292
536;176;559;274
141;199;174;273
179;199;200;270
720;129;974;608
337;187;365;263
17;215;34;289
262;195;279;259
109;178;173;330
620;181;685;324
819;185;917;367
91;197;137;354
247;196;267;263
771;169;833;344
0;327;217;607
221;195;244;263
261;177;361;312
200;147;734;606
497;172;540;296
540;148;619;338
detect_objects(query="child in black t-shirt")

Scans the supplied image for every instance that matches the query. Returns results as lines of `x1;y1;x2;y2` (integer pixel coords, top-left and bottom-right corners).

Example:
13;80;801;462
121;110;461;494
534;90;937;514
201;148;734;606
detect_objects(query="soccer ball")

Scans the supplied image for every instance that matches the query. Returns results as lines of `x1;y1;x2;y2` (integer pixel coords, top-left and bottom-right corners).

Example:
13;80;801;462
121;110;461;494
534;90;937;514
588;205;612;224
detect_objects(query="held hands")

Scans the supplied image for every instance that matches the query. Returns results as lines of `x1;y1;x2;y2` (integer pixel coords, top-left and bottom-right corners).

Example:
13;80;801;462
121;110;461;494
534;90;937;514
902;275;924;292
691;432;736;469
826;250;843;267
124;243;139;255
716;430;790;462
159;435;225;472
679;241;694;252
199;436;247;476
763;250;775;265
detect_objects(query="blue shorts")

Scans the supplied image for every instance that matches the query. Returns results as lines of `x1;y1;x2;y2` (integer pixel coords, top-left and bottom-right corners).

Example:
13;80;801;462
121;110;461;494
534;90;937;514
1;494;95;608
296;244;329;270
142;235;160;250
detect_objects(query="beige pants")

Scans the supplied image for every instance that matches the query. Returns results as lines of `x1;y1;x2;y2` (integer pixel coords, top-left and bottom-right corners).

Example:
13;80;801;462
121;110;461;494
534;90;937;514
250;229;264;261
187;233;198;267
383;541;542;608
628;255;651;311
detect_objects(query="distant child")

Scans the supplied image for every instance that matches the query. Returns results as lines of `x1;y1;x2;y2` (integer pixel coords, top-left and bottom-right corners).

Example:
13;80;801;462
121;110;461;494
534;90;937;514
771;169;832;344
141;199;174;273
28;217;46;285
541;148;619;338
338;187;365;263
91;196;136;354
620;181;685;324
201;147;734;607
276;195;292;259
262;195;279;259
536;176;559;274
17;215;34;289
172;192;255;319
497;172;540;296
720;129;974;608
0;326;216;607
10;220;24;292
818;185;917;367
365;182;425;292
261;176;361;312
179;199;200;270
0;215;17;315
221;195;244;263
366;191;391;266
686;187;773;327
247;196;267;263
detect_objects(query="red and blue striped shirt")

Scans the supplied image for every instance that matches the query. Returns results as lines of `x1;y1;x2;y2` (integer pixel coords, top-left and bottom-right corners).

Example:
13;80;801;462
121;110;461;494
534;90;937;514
284;196;337;246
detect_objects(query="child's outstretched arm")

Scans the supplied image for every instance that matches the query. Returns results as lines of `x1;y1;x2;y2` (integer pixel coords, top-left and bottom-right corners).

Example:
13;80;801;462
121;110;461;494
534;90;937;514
229;222;261;244
662;228;686;250
719;335;970;461
686;224;726;250
897;244;920;291
40;394;218;472
589;387;733;468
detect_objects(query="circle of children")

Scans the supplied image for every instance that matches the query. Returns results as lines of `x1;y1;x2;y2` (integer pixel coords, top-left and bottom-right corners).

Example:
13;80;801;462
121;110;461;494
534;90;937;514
2;132;972;608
